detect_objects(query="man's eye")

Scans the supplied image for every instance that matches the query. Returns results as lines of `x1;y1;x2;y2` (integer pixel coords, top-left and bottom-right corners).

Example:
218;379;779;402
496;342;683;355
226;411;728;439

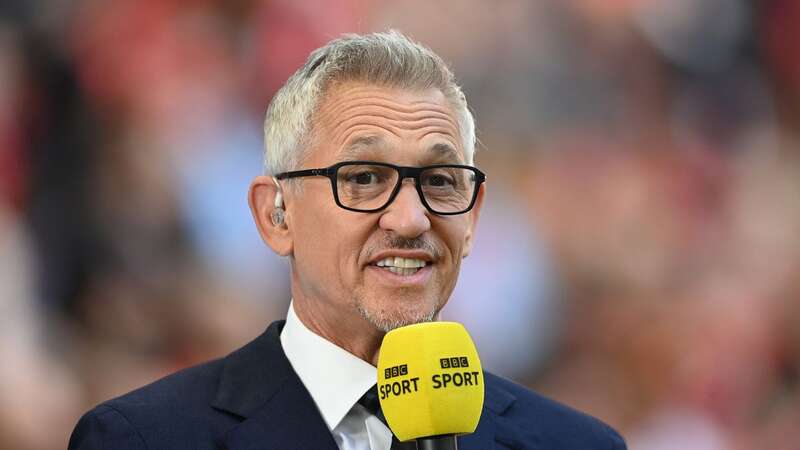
424;174;455;187
350;172;379;185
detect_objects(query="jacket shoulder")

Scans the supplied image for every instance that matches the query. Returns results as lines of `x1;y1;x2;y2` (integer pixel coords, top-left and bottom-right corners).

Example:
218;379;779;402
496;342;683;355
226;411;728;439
69;404;147;450
484;372;627;450
69;358;236;450
108;357;225;410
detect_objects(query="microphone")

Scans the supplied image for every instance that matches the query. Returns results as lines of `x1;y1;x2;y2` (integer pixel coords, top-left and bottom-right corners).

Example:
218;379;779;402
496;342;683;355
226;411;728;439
377;322;484;450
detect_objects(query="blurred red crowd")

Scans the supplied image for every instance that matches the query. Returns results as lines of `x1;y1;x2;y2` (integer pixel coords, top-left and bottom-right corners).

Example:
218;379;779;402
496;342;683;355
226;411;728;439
1;1;799;449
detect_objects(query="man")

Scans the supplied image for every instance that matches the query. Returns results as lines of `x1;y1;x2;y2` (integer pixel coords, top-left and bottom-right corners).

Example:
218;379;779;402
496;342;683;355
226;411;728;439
69;31;626;450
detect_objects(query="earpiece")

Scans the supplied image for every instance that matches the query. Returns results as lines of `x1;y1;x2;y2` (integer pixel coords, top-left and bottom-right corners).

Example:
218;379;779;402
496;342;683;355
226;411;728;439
271;177;285;226
273;186;283;209
270;208;285;226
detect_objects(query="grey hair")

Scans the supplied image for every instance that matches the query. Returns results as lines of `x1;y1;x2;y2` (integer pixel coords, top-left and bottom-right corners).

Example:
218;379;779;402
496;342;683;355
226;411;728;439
262;30;476;175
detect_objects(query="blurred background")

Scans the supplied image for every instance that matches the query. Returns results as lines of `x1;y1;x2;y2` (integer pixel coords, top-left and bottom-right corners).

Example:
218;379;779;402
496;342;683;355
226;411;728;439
2;0;799;448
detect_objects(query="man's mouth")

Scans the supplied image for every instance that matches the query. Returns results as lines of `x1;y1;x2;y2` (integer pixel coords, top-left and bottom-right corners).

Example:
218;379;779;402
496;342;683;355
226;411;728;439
373;256;428;276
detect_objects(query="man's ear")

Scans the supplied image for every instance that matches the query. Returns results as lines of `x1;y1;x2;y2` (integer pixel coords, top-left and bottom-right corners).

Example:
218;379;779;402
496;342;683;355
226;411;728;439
249;175;293;256
462;183;485;258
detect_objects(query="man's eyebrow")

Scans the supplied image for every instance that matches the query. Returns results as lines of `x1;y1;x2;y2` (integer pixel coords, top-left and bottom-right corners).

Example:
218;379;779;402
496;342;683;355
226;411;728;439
338;135;389;160
429;142;462;163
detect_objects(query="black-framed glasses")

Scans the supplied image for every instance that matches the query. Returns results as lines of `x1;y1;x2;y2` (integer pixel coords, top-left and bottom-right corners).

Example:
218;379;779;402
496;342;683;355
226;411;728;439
275;161;486;215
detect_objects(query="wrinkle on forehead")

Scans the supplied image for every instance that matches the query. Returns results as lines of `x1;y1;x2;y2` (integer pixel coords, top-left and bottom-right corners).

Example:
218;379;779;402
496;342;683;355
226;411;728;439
338;135;460;162
310;83;464;162
318;95;459;125
321;102;460;143
333;113;457;143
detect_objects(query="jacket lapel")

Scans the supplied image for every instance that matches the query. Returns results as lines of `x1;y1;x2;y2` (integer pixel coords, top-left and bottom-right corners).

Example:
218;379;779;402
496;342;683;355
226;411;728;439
219;379;338;450
458;407;498;450
459;372;541;450
456;373;510;450
211;321;338;450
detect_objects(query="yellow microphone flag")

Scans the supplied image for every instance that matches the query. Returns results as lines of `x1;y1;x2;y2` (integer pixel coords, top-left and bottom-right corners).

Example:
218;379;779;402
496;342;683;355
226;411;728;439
376;322;484;442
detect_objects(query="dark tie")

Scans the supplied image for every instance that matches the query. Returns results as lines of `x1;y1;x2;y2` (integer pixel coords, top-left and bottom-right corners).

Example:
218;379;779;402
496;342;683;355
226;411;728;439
358;385;416;450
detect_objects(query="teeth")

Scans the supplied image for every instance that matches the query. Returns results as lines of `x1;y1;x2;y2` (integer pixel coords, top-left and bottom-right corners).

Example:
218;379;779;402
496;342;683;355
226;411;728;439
375;257;427;269
388;267;419;276
374;256;427;275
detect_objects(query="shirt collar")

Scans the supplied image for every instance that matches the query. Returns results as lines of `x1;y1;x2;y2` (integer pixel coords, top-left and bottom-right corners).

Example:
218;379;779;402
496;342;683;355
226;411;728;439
280;301;378;430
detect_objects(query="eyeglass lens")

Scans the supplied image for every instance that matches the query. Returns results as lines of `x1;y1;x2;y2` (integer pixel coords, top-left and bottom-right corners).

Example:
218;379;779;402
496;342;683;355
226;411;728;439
335;164;476;213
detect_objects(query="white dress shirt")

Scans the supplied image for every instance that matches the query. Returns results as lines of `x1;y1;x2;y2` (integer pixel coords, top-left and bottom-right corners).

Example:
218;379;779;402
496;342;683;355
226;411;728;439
281;302;394;450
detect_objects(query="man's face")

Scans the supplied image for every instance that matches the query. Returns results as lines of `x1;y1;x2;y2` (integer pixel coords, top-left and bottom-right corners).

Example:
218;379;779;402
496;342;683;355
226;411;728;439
284;82;483;334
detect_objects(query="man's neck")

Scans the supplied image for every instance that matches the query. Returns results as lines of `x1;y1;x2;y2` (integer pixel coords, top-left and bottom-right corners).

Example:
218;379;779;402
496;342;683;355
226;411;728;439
291;297;385;365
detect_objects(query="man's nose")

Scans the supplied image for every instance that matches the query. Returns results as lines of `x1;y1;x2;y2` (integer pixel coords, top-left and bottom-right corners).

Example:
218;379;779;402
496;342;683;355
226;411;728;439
378;181;431;238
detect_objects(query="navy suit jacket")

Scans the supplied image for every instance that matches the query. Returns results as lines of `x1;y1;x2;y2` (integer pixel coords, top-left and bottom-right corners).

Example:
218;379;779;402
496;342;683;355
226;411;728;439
69;321;626;449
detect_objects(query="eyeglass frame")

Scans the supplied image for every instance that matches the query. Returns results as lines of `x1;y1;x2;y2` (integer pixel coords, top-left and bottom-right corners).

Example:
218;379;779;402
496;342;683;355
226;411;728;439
274;160;486;215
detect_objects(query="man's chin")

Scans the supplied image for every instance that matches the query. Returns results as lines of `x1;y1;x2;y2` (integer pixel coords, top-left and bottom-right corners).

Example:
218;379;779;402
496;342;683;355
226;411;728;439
355;302;440;333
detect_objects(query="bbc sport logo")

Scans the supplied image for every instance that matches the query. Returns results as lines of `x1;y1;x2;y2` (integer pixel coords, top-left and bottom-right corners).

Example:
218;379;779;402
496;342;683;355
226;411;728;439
440;356;470;369
384;364;409;379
